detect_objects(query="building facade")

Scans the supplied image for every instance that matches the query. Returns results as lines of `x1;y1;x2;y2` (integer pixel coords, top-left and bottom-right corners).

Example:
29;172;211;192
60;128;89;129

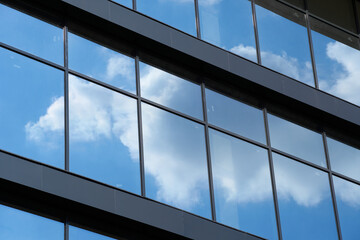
0;0;360;239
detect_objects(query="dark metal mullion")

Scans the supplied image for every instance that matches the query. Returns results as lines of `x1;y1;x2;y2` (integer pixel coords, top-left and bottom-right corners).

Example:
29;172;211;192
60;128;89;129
0;42;65;71
64;26;70;171
251;0;262;65
263;108;283;240
332;171;360;186
201;83;216;221
323;133;343;240
353;0;360;35
135;56;146;197
132;0;136;11
64;218;69;240
305;11;319;88
194;0;201;39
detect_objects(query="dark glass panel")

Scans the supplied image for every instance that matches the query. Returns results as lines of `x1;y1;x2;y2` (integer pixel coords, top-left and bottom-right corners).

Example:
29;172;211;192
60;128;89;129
69;75;140;194
210;129;277;240
281;0;304;9
0;47;64;168
142;103;211;218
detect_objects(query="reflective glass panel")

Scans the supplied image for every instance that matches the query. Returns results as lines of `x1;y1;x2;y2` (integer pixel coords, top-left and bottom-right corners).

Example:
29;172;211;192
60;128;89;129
273;153;338;240
142;103;211;218
69;225;115;240
268;114;326;167
0;204;63;240
333;177;360;240
137;0;196;36
68;33;136;94
199;0;257;62
282;0;304;9
0;48;64;168
69;75;140;194
209;129;277;240
0;4;63;65
310;17;360;106
111;0;132;9
206;89;266;143
140;62;203;119
256;1;314;86
327;137;360;181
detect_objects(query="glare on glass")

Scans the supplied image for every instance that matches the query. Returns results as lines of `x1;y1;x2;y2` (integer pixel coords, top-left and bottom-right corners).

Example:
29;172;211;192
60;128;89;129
69;75;140;194
0;3;63;65
209;129;277;240
137;0;196;36
255;1;315;86
69;225;116;240
310;17;360;106
333;176;360;240
68;32;136;94
327;137;360;182
111;0;132;9
142;103;211;218
0;204;63;240
206;89;266;144
273;153;338;240
267;113;326;167
140;62;203;119
199;0;257;62
0;47;64;168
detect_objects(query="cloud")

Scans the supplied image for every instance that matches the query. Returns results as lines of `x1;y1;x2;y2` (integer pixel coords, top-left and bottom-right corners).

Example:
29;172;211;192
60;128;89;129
105;54;134;82
334;177;360;209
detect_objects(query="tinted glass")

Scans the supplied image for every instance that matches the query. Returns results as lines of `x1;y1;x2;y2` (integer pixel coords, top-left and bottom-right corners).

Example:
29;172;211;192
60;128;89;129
209;129;277;240
273;153;338;240
111;0;132;9
333;177;360;240
282;0;304;9
69;75;140;194
137;0;196;36
0;48;64;168
68;33;136;94
69;226;115;240
268;114;326;167
199;0;257;62
0;4;63;65
206;89;266;143
256;1;314;86
140;62;203;119
310;17;360;106
327;137;360;181
0;204;63;240
142;103;211;218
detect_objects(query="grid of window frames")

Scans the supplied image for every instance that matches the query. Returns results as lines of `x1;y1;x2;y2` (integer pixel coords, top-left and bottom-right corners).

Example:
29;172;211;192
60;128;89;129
1;2;360;240
111;0;360;108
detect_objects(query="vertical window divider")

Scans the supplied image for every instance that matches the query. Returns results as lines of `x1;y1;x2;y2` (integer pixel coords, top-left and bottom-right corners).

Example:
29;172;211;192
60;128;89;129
132;0;137;11
64;217;69;240
64;25;70;171
135;55;146;197
194;0;202;39
201;83;216;221
305;11;319;89
352;0;360;35
322;133;343;240
263;108;282;240
251;0;262;65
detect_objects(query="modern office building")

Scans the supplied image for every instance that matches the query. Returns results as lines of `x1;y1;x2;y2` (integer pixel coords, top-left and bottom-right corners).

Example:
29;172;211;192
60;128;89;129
0;0;360;239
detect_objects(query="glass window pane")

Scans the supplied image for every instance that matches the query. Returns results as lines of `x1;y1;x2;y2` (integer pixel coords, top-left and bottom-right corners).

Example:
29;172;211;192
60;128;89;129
140;62;203;119
69;75;140;194
310;17;360;106
268;114;326;167
137;0;196;36
68;33;136;94
327;137;360;181
206;89;266;144
209;129;277;240
111;0;132;9
142;103;211;218
0;204;63;240
199;0;257;62
333;177;360;240
69;226;115;240
256;0;315;86
273;153;338;240
0;47;64;168
0;4;63;65
282;0;305;9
